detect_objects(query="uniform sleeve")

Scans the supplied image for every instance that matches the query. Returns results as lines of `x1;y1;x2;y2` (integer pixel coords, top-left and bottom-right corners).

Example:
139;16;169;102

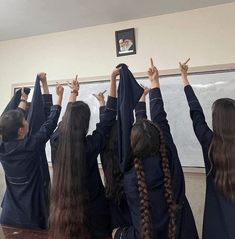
184;85;213;145
50;128;59;165
99;106;106;121
149;87;175;145
30;105;61;148
88;96;117;155
135;102;147;122
42;94;53;120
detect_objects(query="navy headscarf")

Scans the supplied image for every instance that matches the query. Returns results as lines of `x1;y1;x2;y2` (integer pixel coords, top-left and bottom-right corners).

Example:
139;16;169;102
117;64;143;172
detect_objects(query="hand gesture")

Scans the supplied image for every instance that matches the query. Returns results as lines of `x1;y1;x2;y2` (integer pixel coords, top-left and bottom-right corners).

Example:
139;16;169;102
92;90;106;106
21;87;28;101
111;67;121;80
67;75;80;93
148;58;159;82
56;83;64;97
179;58;190;79
140;84;150;96
38;72;47;83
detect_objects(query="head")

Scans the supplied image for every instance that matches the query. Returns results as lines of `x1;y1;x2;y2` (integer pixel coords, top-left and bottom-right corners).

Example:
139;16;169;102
0;110;28;142
50;101;91;239
100;123;124;205
130;120;177;239
209;98;235;201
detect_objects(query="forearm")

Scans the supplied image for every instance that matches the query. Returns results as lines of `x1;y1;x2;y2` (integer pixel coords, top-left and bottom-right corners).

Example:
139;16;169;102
41;81;50;94
68;92;77;103
181;74;190;87
109;78;116;98
55;95;63;106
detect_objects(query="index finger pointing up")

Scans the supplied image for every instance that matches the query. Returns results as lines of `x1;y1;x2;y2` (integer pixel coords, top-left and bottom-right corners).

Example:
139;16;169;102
150;58;154;68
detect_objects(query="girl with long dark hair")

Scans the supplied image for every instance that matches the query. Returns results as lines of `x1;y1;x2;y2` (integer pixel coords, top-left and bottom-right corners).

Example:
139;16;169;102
180;59;235;239
113;60;198;239
50;70;118;239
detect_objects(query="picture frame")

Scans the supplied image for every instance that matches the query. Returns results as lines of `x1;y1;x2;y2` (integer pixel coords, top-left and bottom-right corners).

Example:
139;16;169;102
115;28;136;57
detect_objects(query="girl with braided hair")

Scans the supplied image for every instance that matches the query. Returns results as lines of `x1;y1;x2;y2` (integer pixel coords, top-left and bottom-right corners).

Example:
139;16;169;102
113;60;198;239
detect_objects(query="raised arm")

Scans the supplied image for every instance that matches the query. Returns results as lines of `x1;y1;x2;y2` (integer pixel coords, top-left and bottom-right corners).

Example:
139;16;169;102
87;69;118;153
50;76;79;163
148;58;172;138
32;84;63;147
179;58;212;145
38;72;53;119
135;86;149;121
18;88;29;112
93;90;106;121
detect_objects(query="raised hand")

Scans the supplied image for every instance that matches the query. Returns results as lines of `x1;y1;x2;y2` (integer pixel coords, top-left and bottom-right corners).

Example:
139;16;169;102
111;67;121;80
92;90;106;106
56;83;64;96
139;84;150;102
38;72;47;83
179;58;190;86
148;58;159;88
21;87;28;101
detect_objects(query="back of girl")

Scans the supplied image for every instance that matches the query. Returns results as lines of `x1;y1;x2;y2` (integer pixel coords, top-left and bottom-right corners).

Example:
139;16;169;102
180;59;235;239
50;72;118;239
113;59;198;239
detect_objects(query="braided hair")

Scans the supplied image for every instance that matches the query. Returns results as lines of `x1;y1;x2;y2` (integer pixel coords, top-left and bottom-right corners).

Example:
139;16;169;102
131;119;177;239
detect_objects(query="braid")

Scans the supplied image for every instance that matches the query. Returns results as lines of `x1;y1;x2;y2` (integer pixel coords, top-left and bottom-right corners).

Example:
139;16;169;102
154;123;178;239
134;157;152;239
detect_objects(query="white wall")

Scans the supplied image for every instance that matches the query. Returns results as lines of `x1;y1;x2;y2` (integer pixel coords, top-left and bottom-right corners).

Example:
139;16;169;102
0;2;235;237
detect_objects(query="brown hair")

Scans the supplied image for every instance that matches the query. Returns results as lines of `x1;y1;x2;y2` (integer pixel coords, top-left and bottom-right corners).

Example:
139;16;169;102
49;101;91;239
209;98;235;201
131;120;177;239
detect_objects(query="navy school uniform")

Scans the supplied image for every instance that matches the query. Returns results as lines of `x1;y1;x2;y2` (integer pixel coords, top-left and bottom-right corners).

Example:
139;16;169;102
99;106;132;230
0;105;61;229
0;77;56;229
184;85;235;239
116;64;198;238
50;96;117;238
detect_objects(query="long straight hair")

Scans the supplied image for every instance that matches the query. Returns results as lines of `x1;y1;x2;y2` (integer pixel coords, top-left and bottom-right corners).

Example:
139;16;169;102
100;123;124;205
209;98;235;201
50;101;91;239
131;120;177;239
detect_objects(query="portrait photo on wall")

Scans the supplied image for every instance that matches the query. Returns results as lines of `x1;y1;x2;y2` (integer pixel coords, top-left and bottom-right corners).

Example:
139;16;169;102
115;28;136;57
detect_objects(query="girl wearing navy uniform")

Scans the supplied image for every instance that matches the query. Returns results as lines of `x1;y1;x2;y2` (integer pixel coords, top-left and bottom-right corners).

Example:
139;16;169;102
113;60;198;239
50;70;118;239
0;76;63;229
180;59;235;239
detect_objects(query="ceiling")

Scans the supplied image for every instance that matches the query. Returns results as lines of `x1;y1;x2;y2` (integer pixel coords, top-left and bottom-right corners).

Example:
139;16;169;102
0;0;234;41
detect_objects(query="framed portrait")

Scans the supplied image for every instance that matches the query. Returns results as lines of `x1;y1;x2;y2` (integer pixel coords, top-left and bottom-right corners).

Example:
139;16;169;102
115;28;136;57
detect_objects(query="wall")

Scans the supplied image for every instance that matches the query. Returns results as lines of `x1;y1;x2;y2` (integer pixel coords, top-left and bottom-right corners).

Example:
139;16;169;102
0;2;235;238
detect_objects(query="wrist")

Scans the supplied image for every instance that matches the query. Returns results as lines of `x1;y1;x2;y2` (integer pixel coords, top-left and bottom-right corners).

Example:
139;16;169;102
70;90;78;96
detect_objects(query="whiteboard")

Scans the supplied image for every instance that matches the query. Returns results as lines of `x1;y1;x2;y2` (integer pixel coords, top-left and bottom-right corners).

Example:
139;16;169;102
15;70;235;167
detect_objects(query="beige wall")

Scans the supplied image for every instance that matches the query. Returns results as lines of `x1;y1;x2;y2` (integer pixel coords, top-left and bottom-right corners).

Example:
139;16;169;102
0;2;234;238
0;3;235;110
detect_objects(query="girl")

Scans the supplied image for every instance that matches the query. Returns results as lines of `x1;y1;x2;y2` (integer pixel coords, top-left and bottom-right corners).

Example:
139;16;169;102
180;59;235;239
0;78;63;229
113;60;198;239
50;70;118;239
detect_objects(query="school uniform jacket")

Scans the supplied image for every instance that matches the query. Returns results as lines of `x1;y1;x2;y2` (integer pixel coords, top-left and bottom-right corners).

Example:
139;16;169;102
184;85;235;239
50;96;117;238
0;105;61;229
115;87;198;239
